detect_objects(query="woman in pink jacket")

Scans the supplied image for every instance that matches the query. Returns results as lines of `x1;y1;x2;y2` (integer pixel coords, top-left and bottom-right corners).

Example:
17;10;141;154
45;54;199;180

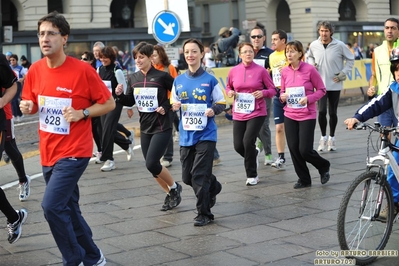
280;40;330;189
226;42;276;186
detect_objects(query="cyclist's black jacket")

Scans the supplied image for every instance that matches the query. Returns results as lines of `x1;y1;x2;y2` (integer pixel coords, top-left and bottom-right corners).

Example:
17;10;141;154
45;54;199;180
117;66;174;134
354;82;399;124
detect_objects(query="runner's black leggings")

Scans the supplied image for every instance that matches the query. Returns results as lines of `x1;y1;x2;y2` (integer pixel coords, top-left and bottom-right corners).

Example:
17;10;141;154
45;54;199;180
140;129;172;176
0;131;19;223
318;90;341;137
4;139;27;183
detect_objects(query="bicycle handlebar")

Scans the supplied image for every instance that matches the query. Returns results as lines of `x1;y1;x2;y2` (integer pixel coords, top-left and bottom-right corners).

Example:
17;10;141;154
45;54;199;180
354;122;399;136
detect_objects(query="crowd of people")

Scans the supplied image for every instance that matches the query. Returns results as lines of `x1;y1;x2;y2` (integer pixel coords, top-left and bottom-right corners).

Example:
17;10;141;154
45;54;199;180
2;10;399;265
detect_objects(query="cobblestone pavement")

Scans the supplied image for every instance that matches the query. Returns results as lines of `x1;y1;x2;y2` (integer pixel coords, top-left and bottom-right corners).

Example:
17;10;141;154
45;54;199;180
1;92;398;265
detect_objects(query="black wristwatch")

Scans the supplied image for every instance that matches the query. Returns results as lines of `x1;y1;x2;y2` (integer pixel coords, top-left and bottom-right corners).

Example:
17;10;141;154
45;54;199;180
82;109;90;120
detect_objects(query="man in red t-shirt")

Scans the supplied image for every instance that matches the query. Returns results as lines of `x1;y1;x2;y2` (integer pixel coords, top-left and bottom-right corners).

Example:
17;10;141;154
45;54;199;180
20;12;115;266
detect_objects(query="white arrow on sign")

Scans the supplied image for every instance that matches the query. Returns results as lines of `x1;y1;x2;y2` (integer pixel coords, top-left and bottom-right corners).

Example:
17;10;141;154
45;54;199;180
157;18;175;36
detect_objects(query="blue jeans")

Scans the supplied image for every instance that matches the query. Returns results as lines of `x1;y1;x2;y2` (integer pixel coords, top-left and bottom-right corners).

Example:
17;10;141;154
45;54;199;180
42;158;101;266
387;138;399;203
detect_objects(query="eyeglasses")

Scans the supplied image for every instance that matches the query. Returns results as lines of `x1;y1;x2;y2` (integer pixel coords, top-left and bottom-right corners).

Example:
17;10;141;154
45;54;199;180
37;31;62;38
81;57;88;61
250;35;263;39
240;50;254;55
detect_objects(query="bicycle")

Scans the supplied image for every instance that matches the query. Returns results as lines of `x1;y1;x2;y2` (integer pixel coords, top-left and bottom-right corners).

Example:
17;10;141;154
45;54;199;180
337;122;399;265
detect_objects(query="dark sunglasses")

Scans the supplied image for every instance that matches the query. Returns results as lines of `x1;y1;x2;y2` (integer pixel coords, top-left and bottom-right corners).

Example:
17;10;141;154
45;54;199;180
250;35;264;39
81;57;88;61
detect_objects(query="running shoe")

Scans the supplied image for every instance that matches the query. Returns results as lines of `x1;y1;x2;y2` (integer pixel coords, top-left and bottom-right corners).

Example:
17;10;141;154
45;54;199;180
7;209;28;244
18;175;31;201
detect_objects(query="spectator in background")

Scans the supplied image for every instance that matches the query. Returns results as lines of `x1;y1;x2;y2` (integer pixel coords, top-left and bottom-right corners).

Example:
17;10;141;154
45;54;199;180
366;43;375;58
346;43;355;55
20;56;31;69
112;46;123;67
92;41;104;68
9;54;27;122
353;42;363;60
5;51;12;62
152;44;179;168
203;46;216;68
122;50;132;71
217;26;240;67
177;47;188;71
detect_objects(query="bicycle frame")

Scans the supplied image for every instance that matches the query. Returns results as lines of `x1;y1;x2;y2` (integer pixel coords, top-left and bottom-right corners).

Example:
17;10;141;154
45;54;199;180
363;123;399;220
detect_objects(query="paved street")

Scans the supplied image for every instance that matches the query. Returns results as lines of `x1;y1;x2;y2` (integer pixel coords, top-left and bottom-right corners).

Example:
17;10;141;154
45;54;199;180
0;92;398;266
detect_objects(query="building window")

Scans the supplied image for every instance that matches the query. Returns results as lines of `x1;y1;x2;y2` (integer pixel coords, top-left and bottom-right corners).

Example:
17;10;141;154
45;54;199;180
48;0;64;13
391;0;399;15
339;0;356;21
232;0;239;29
188;6;194;28
203;4;210;33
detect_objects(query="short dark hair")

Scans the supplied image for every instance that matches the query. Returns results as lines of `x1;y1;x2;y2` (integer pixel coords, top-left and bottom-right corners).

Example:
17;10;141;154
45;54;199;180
271;29;287;44
100;46;116;62
182;38;205;54
390;61;399;77
9;54;18;61
317;21;335;35
385;17;399;28
133;42;154;59
285;40;305;61
82;51;95;62
250;26;266;37
38;11;70;36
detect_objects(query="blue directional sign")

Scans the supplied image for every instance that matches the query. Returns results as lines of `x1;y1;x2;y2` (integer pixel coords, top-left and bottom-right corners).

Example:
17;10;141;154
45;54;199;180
152;11;181;45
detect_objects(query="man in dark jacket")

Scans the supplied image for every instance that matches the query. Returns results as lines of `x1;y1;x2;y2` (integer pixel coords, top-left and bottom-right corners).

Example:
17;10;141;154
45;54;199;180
217;26;240;67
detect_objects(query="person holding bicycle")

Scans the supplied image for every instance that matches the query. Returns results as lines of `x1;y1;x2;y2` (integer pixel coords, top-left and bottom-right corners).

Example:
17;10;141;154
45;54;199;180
344;47;399;219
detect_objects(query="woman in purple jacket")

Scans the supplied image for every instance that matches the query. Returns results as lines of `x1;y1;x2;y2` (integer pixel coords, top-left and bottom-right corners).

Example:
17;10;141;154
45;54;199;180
226;42;276;186
280;40;330;189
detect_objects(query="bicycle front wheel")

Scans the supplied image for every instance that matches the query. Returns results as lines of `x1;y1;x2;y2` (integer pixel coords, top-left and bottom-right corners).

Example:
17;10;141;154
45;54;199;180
337;171;394;265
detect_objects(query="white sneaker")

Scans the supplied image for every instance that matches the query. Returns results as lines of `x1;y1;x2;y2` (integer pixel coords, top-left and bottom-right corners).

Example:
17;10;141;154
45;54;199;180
317;136;328;152
95;151;103;164
246;176;259;186
101;160;115;172
173;131;179;142
160;159;172;168
271;157;286;170
18;175;31;201
327;136;336;151
126;147;133;161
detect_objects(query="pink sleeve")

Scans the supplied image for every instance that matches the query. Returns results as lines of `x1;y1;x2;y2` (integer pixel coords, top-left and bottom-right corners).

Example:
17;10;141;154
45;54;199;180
261;69;276;98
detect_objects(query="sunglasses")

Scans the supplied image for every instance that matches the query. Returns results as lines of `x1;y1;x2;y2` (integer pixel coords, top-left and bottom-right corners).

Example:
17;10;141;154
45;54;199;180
81;57;88;61
250;35;264;39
